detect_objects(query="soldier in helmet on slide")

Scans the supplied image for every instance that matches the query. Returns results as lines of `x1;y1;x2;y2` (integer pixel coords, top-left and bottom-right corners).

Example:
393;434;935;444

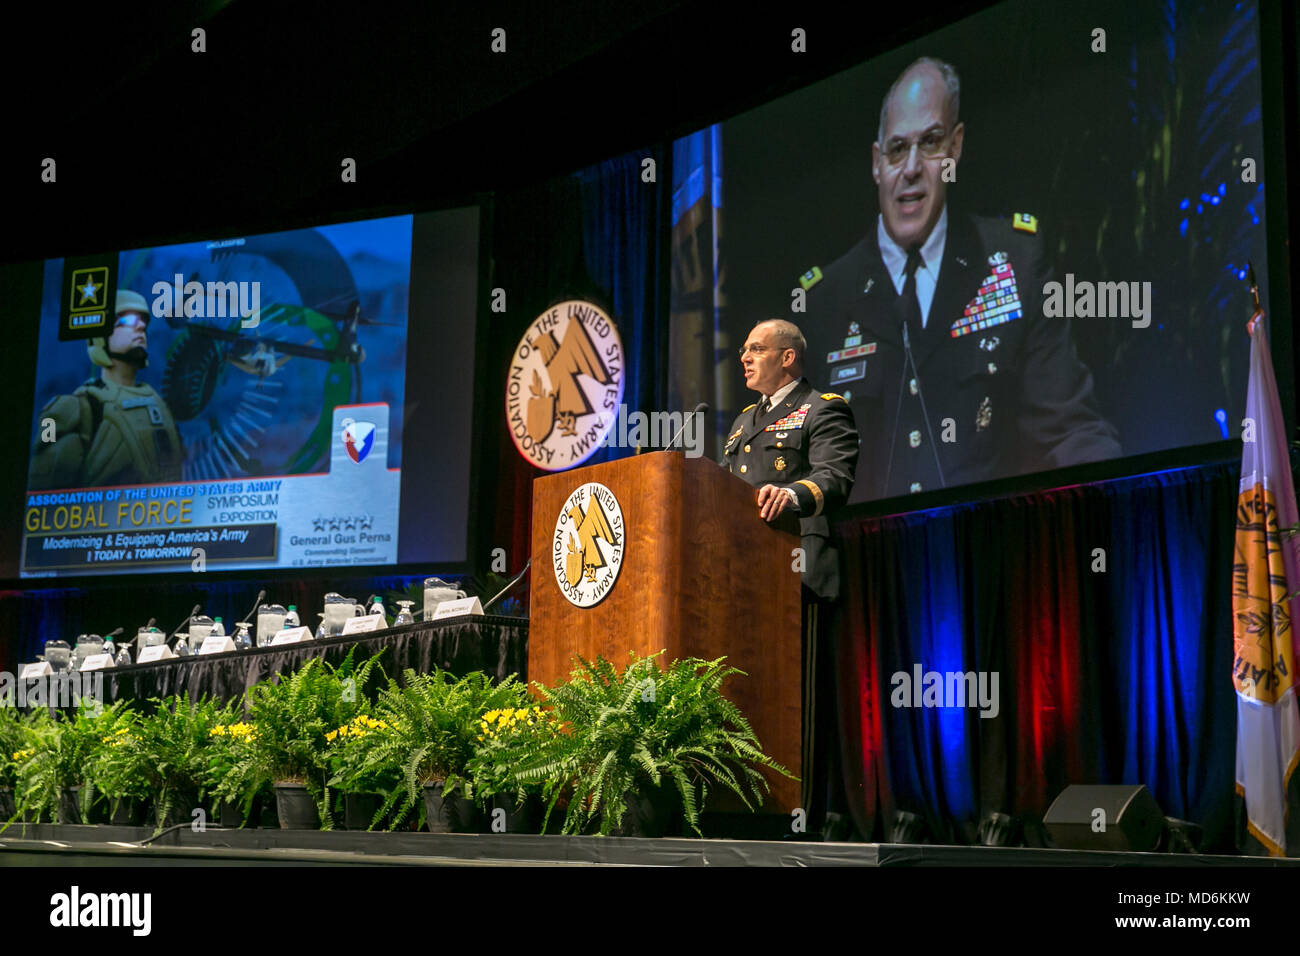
29;289;183;490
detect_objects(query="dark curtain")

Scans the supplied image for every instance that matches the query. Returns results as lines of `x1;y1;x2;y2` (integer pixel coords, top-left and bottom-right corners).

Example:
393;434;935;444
486;147;668;581
835;459;1240;851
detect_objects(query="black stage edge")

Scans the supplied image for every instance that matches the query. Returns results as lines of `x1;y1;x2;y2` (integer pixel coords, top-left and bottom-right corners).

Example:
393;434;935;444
4;823;1299;867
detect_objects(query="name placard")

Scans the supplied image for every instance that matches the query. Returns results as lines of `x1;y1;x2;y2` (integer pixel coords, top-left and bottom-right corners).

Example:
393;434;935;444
21;662;52;678
342;614;387;635
137;644;175;663
198;634;237;655
431;596;484;620
79;654;115;671
271;626;313;646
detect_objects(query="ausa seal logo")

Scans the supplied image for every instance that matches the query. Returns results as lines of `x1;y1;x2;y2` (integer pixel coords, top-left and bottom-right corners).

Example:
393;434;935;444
553;481;624;608
506;299;625;471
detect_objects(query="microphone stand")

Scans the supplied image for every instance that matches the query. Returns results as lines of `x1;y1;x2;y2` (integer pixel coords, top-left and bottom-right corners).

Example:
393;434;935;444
483;559;532;614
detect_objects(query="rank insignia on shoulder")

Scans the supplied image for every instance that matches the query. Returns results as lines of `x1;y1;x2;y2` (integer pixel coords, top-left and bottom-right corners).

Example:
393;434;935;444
799;266;824;291
821;393;846;402
1012;213;1038;234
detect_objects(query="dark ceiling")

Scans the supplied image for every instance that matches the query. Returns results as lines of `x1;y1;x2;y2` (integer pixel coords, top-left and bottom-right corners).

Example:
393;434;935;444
1;0;994;262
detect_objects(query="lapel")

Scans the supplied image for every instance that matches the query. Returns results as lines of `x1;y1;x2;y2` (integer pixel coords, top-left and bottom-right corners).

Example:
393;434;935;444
742;378;814;444
910;208;984;372
849;230;905;352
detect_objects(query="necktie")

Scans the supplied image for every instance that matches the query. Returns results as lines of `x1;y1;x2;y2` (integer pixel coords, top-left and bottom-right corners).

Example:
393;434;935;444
756;398;770;421
901;246;924;334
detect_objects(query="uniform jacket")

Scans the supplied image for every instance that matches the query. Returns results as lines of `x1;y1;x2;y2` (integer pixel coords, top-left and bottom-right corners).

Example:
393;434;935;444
799;208;1121;503
722;377;860;601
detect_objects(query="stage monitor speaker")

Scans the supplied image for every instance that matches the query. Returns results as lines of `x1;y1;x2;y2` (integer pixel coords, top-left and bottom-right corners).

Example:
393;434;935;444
1043;784;1163;852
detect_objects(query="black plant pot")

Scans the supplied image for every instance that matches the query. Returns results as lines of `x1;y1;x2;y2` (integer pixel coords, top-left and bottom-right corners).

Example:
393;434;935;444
110;797;147;827
150;789;201;829
422;782;480;833
0;788;15;824
489;792;542;834
58;787;82;825
615;783;684;838
344;792;386;831
218;799;245;828
274;783;320;829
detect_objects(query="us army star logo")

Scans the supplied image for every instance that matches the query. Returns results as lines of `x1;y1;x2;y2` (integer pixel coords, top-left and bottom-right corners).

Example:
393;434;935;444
553;481;625;608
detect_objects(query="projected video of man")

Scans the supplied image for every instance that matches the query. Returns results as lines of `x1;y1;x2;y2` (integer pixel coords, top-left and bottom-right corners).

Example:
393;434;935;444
799;57;1122;500
686;0;1270;507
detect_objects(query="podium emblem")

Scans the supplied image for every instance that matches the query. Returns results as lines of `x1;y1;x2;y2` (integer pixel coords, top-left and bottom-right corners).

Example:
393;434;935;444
553;481;625;608
506;299;625;471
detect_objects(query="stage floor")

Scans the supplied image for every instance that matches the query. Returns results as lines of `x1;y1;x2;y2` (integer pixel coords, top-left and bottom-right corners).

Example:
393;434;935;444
3;823;1298;867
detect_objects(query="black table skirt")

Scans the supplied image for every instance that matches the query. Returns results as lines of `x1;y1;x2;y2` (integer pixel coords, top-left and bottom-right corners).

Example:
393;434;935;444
24;616;528;709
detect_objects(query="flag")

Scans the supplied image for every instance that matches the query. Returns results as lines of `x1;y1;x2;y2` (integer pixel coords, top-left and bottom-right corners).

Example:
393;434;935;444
1234;313;1300;856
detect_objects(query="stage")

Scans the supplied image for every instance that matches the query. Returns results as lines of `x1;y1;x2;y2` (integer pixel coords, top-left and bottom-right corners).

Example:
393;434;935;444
3;823;1297;868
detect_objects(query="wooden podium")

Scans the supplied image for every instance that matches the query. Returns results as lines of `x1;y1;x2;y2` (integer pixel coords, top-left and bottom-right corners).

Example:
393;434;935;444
530;451;802;812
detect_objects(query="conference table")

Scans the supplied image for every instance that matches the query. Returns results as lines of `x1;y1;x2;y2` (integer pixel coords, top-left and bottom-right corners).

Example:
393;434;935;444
22;615;529;709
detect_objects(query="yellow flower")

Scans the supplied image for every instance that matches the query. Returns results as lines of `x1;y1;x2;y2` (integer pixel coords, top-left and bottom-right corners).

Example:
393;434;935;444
325;730;338;742
484;710;501;723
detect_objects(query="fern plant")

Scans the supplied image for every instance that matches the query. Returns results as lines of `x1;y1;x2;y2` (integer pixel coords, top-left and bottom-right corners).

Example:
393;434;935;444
13;701;133;824
118;694;240;832
238;651;384;826
0;705;34;793
360;669;529;827
447;702;561;813
206;720;266;826
82;706;150;819
510;653;794;837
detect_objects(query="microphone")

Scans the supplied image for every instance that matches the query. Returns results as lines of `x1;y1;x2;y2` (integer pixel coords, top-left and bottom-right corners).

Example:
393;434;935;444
483;559;532;614
242;589;266;629
170;604;201;645
884;321;947;495
668;402;709;452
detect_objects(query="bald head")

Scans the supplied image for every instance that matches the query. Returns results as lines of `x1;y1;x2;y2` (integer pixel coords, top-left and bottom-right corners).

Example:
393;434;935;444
877;57;960;145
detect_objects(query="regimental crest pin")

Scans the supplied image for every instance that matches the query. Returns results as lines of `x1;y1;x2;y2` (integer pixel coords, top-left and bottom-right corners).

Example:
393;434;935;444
976;396;992;431
774;456;786;472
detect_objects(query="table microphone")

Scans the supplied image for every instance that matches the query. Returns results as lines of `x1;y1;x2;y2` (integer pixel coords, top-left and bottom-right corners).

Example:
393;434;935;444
483;559;532;614
170;604;201;645
669;402;709;451
242;589;267;629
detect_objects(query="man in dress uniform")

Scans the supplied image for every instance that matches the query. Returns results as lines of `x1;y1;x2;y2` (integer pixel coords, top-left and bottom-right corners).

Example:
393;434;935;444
722;318;859;828
722;318;860;602
798;57;1120;504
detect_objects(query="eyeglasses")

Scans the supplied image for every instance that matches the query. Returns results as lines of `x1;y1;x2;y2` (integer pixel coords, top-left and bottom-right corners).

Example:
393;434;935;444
738;344;783;358
115;312;148;330
881;128;951;167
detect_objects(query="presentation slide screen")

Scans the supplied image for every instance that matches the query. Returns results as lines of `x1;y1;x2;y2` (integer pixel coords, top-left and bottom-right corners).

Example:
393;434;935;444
21;207;479;578
678;0;1271;505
